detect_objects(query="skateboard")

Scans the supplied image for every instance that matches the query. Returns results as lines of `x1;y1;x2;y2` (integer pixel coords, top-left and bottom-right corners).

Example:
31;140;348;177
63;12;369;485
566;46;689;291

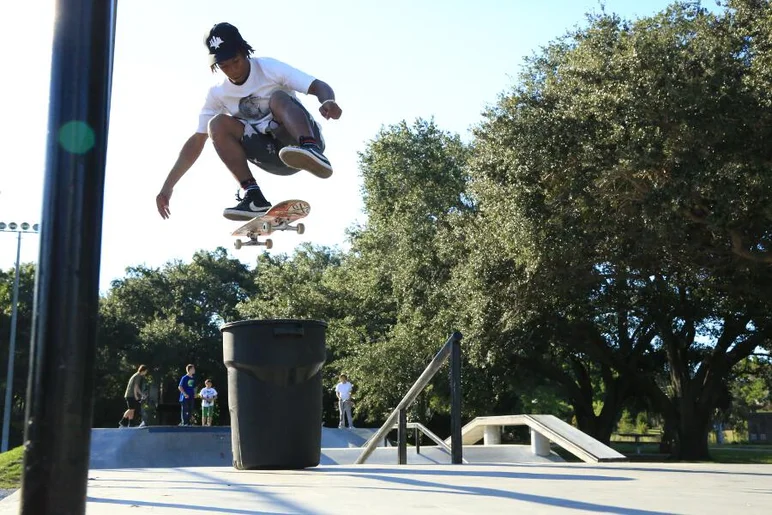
232;199;310;250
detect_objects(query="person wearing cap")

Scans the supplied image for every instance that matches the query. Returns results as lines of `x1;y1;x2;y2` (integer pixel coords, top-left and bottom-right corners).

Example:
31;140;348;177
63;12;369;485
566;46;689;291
156;22;343;221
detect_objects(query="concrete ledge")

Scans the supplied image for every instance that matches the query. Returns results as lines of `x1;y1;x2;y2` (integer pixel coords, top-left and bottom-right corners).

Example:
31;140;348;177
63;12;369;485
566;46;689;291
450;414;628;463
90;426;386;469
89;427;562;469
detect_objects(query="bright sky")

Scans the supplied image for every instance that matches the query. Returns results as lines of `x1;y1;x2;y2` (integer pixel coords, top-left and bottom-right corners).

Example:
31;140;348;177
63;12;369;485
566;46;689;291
0;0;708;293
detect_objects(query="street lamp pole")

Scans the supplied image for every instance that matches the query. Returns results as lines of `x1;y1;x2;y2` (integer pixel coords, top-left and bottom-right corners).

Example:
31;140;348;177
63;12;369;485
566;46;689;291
2;231;22;452
0;222;39;453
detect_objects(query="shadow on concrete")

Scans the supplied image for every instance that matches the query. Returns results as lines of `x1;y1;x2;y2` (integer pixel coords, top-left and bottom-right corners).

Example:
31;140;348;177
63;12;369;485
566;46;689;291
87;469;322;514
520;463;772;478
87;472;655;514
314;466;634;482
86;496;293;515
181;469;318;514
89;476;214;486
327;471;668;515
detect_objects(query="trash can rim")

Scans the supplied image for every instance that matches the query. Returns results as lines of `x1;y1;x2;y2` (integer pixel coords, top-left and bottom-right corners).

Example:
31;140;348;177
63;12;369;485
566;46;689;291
220;319;328;331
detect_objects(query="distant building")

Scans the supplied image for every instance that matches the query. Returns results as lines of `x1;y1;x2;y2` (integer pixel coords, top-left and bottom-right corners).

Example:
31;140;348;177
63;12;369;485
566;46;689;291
748;412;772;443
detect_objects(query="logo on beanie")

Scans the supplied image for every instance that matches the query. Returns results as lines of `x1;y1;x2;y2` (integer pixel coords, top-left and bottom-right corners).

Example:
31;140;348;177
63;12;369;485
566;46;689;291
208;36;224;50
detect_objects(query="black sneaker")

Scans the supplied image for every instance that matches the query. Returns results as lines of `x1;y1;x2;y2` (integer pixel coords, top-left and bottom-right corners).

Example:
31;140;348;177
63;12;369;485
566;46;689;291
279;144;333;179
223;188;272;221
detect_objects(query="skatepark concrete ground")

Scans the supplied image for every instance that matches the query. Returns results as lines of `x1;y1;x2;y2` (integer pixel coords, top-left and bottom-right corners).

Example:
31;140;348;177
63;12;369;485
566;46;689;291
1;461;769;514
1;427;769;513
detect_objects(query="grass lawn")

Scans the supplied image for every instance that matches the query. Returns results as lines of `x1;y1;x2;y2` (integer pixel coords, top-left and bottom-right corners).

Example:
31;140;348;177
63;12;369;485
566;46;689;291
611;442;662;455
710;446;772;464
0;446;23;490
608;442;772;464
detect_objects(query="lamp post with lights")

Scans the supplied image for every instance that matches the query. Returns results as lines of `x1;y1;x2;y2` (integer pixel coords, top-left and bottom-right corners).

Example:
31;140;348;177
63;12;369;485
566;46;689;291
0;221;40;452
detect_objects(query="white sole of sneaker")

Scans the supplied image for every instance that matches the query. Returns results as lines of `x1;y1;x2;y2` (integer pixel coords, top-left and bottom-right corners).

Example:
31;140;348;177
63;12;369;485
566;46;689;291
279;147;333;179
223;209;267;221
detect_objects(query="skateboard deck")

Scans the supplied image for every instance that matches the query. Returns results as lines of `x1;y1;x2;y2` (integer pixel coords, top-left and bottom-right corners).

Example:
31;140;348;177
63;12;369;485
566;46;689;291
232;199;310;250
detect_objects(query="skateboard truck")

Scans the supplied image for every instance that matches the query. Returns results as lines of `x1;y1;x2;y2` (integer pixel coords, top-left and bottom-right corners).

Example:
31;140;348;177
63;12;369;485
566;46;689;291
233;234;273;250
233;222;306;250
259;220;306;235
231;200;309;250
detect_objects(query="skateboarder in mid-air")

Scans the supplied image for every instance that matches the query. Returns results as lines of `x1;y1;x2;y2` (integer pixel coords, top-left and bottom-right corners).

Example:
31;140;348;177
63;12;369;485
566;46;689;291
155;22;343;221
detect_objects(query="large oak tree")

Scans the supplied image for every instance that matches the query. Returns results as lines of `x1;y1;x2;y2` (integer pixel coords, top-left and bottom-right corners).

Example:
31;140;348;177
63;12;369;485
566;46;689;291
467;0;772;459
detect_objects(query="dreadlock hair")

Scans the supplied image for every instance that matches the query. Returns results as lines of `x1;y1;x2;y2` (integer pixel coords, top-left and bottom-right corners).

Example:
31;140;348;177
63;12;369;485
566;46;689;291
210;40;255;73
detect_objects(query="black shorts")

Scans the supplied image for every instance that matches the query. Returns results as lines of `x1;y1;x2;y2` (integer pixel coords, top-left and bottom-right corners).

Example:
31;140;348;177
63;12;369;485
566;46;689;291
125;397;140;411
240;97;324;176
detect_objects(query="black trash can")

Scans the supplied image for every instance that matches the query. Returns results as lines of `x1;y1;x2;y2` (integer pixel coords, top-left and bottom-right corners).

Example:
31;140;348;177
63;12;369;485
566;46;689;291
221;319;327;469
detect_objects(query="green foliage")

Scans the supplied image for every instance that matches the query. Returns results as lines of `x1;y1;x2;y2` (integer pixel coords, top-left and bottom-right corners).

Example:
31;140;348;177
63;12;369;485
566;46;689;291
465;0;772;458
334;118;475;424
0;445;23;490
93;247;256;426
236;244;354;423
237;244;344;321
617;410;654;434
724;356;772;430
0;263;36;449
709;446;772;464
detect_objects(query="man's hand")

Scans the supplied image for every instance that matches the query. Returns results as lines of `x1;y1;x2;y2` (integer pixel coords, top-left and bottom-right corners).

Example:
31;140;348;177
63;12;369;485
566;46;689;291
156;188;172;219
320;100;342;120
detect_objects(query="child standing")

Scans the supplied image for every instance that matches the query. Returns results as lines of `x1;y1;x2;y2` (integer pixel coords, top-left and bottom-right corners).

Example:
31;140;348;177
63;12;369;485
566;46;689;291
199;379;218;426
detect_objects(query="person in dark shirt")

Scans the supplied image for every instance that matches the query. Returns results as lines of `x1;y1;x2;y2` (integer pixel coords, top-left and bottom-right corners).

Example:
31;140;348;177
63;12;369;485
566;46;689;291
178;364;196;426
118;365;148;428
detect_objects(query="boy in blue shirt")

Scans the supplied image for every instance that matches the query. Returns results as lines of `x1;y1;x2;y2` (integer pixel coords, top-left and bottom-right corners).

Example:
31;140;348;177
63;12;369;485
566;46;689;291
178;364;196;426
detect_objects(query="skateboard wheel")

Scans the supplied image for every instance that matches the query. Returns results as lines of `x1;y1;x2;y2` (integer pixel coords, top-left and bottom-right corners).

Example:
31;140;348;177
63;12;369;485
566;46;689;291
261;221;272;234
234;239;243;250
296;223;305;235
265;239;273;249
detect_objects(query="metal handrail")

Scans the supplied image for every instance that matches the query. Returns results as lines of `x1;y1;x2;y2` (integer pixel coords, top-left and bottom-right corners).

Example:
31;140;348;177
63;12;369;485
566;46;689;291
405;423;450;453
402;422;468;463
354;332;462;464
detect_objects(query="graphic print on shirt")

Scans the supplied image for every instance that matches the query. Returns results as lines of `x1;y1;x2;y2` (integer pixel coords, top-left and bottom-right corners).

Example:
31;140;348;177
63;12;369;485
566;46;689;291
238;95;269;122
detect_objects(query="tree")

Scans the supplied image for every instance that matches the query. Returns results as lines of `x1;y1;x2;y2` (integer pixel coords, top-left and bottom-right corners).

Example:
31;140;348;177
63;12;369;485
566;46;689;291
467;1;772;458
236;244;355;424
95;247;256;426
0;263;36;447
333;118;479;429
724;355;772;432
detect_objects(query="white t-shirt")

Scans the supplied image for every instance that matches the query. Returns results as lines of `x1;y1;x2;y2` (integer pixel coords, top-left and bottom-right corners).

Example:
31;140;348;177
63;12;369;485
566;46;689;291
199;387;218;407
197;57;317;134
335;381;353;401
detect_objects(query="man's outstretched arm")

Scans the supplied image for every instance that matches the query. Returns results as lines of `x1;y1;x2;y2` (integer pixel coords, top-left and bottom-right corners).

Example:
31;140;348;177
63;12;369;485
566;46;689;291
156;132;208;219
308;79;342;120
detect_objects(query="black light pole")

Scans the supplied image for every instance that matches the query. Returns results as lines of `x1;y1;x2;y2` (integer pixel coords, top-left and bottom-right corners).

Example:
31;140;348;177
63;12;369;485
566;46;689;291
0;222;40;453
398;409;408;464
20;0;118;513
450;333;462;464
